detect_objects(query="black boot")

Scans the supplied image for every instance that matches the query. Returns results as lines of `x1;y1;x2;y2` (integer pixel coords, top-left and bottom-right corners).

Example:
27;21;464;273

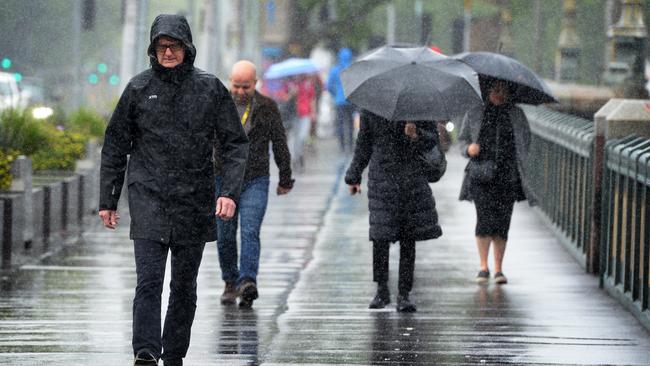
396;293;417;313
368;282;390;309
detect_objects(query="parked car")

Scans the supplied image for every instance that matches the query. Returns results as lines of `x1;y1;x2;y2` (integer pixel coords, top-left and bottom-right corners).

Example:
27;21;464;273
18;77;48;108
0;71;20;112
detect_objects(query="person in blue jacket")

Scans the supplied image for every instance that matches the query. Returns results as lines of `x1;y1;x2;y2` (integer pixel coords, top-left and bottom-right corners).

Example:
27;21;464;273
327;47;355;152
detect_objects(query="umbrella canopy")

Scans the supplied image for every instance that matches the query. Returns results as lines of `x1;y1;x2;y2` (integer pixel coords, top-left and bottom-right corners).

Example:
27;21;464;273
263;58;319;79
454;52;557;105
341;45;482;121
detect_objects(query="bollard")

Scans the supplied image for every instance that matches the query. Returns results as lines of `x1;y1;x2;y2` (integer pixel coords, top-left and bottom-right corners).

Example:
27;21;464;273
0;194;25;270
31;187;45;255
9;156;33;246
1;197;10;270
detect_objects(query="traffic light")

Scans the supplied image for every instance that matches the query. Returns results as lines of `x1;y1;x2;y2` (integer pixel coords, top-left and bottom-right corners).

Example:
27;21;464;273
1;58;11;69
109;75;120;86
97;63;108;73
14;73;22;82
88;73;99;84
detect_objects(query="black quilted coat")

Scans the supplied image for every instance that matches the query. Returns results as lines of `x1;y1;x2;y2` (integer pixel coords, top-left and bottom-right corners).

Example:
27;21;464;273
345;111;442;242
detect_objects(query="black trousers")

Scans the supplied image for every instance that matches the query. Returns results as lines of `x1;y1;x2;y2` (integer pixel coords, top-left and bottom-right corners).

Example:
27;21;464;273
372;240;416;294
132;239;205;364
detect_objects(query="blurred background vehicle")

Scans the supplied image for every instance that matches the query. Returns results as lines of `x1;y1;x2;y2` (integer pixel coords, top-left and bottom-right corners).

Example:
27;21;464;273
0;71;20;112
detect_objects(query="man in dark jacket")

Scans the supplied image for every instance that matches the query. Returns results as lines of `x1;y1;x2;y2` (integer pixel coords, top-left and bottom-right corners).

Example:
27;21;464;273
98;14;248;366
214;60;293;308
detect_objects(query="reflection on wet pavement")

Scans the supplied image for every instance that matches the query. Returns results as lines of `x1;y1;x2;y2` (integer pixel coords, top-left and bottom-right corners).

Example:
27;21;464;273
1;140;650;365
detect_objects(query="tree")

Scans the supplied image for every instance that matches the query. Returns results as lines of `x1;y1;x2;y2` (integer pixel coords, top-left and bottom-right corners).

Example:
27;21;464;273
291;0;390;54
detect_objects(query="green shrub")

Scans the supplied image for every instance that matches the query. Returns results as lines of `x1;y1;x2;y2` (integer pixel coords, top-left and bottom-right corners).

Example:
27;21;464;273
0;149;18;190
0;108;50;156
31;130;86;171
67;107;107;138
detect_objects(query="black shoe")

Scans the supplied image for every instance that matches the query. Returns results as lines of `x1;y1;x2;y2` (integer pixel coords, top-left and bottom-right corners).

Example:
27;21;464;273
162;359;182;366
368;283;390;309
494;272;508;284
134;351;158;365
238;280;258;308
396;293;417;313
476;270;490;285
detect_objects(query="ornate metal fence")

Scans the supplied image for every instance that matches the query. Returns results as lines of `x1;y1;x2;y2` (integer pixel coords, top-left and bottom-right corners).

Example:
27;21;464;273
601;135;650;324
522;105;594;264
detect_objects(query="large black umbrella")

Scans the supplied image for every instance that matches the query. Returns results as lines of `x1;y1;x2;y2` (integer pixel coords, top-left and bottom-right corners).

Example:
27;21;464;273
454;52;557;105
341;45;482;121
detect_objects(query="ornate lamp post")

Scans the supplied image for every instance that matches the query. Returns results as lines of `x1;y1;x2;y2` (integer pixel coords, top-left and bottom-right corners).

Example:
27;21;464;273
602;0;647;97
555;0;581;82
497;1;514;57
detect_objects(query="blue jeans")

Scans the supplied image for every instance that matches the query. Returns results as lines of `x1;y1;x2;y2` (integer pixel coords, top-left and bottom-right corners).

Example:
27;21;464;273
336;104;355;152
215;175;270;286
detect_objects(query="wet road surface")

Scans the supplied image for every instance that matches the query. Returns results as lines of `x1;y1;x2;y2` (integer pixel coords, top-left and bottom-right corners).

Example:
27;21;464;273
1;139;650;365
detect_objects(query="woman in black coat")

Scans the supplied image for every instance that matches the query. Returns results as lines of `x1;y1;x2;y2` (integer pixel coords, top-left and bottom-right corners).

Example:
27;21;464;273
345;111;442;312
458;79;537;285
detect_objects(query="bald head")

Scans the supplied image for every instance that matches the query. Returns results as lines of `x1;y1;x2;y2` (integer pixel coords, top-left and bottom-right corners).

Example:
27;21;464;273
229;60;257;105
231;60;257;80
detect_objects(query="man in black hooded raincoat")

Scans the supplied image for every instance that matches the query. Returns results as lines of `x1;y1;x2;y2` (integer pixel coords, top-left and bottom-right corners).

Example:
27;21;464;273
98;14;249;366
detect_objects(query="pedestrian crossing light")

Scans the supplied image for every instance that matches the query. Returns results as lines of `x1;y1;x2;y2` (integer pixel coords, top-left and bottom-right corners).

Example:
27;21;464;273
1;58;11;69
88;73;99;84
109;74;120;86
97;63;108;73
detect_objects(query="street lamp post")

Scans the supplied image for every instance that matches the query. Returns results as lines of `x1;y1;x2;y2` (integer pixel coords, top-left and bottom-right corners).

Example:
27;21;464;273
497;0;514;57
555;0;582;82
603;0;647;98
72;0;82;109
463;0;472;52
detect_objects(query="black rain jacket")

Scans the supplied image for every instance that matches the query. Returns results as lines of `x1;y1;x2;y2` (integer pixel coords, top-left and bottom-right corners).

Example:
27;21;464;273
99;14;249;245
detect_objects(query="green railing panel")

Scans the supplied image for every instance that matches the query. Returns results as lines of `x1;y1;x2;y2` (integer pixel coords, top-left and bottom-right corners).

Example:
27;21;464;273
602;134;650;317
522;105;593;264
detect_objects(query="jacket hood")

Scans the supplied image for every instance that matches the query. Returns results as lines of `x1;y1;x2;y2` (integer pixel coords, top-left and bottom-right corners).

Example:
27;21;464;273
148;14;196;67
337;48;352;68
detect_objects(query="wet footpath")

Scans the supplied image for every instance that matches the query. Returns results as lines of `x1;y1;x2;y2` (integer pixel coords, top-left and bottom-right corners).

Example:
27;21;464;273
1;138;650;365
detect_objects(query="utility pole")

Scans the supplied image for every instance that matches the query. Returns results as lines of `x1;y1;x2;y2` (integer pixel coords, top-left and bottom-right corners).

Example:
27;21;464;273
387;1;396;45
242;0;261;64
463;0;472;52
415;0;423;45
120;0;138;92
532;0;543;73
72;0;82;109
187;0;196;29
196;0;219;74
134;0;149;73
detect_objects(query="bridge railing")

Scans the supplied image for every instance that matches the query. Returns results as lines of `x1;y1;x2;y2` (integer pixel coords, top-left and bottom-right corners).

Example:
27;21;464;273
522;103;650;331
601;135;650;321
522;105;595;264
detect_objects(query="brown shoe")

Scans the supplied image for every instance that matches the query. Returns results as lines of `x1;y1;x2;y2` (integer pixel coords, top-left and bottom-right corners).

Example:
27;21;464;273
238;280;258;308
220;282;237;305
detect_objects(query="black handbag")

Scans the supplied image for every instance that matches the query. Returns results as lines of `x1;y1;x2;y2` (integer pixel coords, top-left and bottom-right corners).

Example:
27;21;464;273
467;158;497;183
419;145;447;183
467;120;499;184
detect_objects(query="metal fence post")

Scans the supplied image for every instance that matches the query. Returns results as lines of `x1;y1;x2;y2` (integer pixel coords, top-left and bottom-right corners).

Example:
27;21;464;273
593;99;625;276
